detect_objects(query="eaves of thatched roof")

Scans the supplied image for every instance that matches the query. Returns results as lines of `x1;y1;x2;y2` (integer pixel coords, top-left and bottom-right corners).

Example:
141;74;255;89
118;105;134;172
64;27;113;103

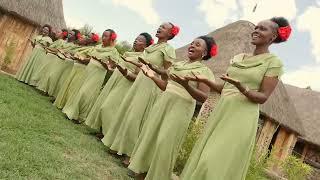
176;20;305;136
0;0;66;29
285;84;320;146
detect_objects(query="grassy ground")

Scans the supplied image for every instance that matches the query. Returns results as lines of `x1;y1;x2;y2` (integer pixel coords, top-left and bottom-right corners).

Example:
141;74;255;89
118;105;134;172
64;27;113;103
0;74;132;180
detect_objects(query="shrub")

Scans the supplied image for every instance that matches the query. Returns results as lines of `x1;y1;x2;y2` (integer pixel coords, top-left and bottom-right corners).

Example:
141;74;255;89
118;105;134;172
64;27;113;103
2;40;16;69
246;149;269;180
282;155;313;180
115;41;132;55
174;118;206;174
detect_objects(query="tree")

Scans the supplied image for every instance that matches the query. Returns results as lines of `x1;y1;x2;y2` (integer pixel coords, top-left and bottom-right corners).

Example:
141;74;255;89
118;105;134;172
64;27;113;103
79;24;93;36
115;41;132;55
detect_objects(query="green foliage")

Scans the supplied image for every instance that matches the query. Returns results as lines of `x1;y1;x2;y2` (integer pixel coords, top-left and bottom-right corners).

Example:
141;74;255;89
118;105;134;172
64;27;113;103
79;24;93;37
174;118;206;174
246;150;269;180
282;156;313;180
115;41;132;55
2;40;16;68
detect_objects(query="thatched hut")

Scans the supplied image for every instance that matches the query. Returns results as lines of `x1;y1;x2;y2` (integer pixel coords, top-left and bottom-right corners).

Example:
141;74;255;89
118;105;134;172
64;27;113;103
285;85;320;168
176;20;306;165
0;0;66;74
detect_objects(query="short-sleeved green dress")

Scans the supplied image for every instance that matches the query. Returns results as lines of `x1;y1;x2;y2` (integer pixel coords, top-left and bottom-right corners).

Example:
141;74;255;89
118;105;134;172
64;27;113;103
62;46;120;122
15;35;52;84
128;61;214;179
85;51;142;130
101;42;176;156
181;53;283;180
53;46;95;109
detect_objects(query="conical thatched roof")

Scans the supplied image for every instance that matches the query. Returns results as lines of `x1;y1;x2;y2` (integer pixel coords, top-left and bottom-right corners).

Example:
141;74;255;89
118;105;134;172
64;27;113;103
0;0;66;29
176;20;304;135
285;85;320;146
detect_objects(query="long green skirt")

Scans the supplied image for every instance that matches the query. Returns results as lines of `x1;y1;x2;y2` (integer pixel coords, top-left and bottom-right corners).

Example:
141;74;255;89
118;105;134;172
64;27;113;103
101;72;160;156
62;60;107;122
128;92;195;178
29;50;55;86
36;53;62;92
180;94;258;180
47;58;74;97
15;46;46;84
53;62;86;109
85;69;130;130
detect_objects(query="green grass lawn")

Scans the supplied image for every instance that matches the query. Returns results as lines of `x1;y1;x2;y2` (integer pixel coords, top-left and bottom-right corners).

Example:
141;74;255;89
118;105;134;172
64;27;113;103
0;74;132;180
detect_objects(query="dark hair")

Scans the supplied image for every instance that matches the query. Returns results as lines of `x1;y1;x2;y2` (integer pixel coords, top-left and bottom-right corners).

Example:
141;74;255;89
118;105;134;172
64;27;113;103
198;36;217;60
270;17;290;43
42;24;52;34
105;29;115;34
139;32;153;46
71;29;81;40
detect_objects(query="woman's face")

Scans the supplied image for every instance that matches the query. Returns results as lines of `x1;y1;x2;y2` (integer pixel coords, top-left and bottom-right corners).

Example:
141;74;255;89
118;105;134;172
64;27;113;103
102;31;112;46
133;35;147;52
42;27;50;36
187;38;207;60
55;30;63;39
155;22;172;39
251;20;277;46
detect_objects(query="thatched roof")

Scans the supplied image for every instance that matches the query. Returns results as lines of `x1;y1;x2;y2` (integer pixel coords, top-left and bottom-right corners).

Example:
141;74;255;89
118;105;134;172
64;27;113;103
176;20;304;135
0;0;66;29
285;84;320;146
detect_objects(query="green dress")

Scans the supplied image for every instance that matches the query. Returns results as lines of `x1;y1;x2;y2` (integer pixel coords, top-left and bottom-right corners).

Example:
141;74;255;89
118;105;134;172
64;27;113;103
53;47;95;109
36;39;67;92
101;43;176;156
62;46;120;122
15;35;52;84
128;61;214;179
85;51;142;130
46;43;79;97
181;53;283;180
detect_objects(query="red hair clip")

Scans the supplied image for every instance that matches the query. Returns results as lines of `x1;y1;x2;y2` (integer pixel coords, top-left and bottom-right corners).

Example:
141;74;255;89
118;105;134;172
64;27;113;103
210;45;218;57
171;25;180;36
278;26;292;41
61;31;68;37
111;32;117;41
91;33;100;42
77;32;82;39
150;39;154;45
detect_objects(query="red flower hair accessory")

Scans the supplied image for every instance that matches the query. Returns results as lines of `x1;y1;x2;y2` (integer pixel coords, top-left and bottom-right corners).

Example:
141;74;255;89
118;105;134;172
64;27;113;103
171;25;180;36
91;33;100;42
77;32;82;40
150;39;154;45
210;45;218;57
61;31;68;38
278;26;292;41
110;32;117;41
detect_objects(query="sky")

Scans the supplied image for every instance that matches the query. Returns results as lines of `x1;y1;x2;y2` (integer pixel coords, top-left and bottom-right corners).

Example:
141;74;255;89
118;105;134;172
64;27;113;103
63;0;320;91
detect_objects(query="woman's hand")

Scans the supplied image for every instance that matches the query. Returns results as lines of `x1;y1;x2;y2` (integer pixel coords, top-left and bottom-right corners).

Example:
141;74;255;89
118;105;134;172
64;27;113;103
116;64;128;76
185;71;208;82
220;74;240;87
170;73;189;87
138;57;150;65
121;56;130;62
141;65;156;78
